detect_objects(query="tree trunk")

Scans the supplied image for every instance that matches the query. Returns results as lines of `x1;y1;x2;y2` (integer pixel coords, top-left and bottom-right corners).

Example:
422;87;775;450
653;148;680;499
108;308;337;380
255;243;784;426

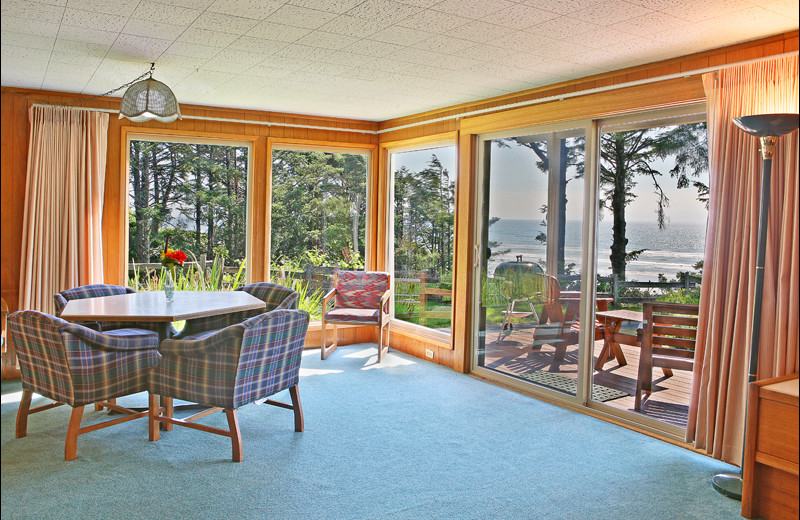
610;141;628;280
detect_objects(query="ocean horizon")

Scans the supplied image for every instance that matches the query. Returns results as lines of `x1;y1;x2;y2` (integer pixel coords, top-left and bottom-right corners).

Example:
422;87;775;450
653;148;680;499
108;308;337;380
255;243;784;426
488;218;707;282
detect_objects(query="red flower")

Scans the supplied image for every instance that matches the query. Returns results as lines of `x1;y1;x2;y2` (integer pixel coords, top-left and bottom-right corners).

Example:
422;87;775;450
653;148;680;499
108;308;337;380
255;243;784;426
161;248;187;268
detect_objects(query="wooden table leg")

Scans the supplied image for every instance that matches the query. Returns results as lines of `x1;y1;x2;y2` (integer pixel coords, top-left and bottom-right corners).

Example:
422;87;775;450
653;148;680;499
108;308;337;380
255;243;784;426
594;318;619;370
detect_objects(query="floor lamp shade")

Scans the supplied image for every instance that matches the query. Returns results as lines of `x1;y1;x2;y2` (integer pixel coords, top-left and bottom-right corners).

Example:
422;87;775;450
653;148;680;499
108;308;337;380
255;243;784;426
119;78;181;123
712;112;799;500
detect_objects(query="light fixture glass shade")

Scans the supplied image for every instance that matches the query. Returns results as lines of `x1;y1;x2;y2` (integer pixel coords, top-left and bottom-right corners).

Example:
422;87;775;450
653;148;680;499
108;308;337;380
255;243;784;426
119;78;181;123
732;113;799;137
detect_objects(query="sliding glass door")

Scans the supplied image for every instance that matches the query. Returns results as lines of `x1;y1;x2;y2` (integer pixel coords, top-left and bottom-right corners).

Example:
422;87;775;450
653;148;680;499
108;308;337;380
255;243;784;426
474;123;587;398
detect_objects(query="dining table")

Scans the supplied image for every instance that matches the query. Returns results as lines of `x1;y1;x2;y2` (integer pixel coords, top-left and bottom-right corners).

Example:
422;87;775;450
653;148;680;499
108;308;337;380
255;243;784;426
60;290;267;426
59;290;267;341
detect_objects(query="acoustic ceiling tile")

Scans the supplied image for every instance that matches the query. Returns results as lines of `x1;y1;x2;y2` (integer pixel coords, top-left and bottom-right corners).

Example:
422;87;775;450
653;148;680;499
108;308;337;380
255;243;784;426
54;25;119;46
208;48;267;66
324;51;373;67
208;0;285;20
0;44;52;62
273;43;330;61
260;55;315;71
608;11;693;38
228;35;288;54
527;15;602;41
368;25;432;45
265;4;338;29
443;20;517;43
108;34;173;60
763;0;800;20
155;53;211;69
397;9;472;33
288;0;366;14
191;12;261;35
204;57;264;74
51;39;108;58
165;40;221;59
246;21;312;42
1;0;64;23
294;31;359;50
69;0;142;18
570;1;654;26
318;15;391;38
413;35;476;55
153;0;214;9
123;18;187;41
131;0;201;25
521;0;605;16
344;0;423;24
2;31;55;50
1;16;61;38
62;8;127;32
177;27;240;47
343;39;406;57
487;3;561;30
242;65;294;78
40;75;91;92
431;0;516;20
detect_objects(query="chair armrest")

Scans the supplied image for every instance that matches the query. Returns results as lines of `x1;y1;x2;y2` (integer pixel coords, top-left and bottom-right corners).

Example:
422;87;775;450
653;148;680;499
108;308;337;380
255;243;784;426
159;324;245;357
322;287;336;313
59;322;159;351
380;289;391;312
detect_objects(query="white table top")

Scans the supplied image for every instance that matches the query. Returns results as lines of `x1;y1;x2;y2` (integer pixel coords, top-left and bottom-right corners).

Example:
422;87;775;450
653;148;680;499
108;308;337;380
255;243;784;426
60;291;266;323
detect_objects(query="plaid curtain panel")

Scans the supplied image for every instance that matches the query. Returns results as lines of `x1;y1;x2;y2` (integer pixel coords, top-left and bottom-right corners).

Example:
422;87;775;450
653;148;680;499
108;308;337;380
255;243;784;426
176;282;299;339
9;311;160;407
151;309;309;410
334;271;390;310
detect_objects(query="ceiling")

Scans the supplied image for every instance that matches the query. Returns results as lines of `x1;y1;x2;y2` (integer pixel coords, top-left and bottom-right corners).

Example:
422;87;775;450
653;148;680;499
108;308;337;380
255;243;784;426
2;0;798;121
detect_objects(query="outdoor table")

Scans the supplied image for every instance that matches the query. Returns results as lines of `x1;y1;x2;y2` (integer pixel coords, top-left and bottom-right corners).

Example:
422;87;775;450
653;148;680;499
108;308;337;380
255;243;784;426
60;290;266;342
594;309;644;371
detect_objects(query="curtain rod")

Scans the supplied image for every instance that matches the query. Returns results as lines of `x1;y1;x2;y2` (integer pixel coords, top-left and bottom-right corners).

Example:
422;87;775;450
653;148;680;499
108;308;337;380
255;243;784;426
31;50;797;136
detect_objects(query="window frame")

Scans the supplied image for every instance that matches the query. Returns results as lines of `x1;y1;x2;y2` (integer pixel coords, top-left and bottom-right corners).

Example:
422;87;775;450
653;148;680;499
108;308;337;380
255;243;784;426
122;128;256;285
382;133;458;343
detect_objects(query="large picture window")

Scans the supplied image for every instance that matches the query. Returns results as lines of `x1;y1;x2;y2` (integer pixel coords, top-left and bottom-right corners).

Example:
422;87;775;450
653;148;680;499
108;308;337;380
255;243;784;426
390;145;456;335
269;146;369;318
127;137;251;291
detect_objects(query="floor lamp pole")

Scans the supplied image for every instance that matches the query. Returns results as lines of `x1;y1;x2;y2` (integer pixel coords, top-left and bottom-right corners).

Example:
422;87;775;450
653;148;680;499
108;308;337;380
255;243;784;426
711;113;799;501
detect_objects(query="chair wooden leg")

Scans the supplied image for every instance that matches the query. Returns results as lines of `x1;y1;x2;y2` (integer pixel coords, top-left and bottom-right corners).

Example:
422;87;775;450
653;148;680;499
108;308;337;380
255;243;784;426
16;388;32;438
289;385;304;432
163;396;173;431
148;393;160;442
321;324;337;360
65;406;84;461
225;409;243;463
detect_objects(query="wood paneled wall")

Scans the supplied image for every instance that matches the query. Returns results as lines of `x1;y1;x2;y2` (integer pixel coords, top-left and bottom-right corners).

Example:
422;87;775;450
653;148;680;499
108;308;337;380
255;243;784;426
2;31;797;377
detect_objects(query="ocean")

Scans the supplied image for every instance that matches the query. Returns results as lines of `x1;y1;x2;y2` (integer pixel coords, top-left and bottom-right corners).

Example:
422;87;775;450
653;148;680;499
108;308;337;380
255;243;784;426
487;219;707;282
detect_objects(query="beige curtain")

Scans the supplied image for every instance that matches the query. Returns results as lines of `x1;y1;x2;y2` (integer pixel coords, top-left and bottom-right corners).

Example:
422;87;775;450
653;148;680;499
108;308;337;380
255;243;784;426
18;106;110;315
687;55;799;465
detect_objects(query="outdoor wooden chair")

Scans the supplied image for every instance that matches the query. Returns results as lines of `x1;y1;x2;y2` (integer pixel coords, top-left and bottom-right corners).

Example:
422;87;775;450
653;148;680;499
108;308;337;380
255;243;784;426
634;302;699;411
8;310;161;461
148;309;309;462
321;270;391;362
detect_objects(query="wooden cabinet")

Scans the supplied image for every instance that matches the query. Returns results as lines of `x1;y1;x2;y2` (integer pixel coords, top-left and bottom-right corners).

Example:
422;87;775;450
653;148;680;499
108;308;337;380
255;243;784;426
742;373;799;520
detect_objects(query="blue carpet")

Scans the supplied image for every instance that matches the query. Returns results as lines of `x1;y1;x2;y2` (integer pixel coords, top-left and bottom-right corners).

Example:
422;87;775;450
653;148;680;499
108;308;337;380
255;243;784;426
1;344;742;519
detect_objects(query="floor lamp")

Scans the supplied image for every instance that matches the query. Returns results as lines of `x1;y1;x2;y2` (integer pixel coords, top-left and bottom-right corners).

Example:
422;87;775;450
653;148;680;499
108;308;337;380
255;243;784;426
711;113;800;500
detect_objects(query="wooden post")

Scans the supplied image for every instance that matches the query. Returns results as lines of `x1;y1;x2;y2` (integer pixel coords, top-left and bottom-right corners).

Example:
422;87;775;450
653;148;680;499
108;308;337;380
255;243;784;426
612;274;619;305
199;254;207;284
419;272;428;327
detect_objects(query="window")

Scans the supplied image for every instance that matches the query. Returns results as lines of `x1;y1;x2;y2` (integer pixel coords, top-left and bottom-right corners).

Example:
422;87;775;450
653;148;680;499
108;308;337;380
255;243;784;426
389;145;456;335
269;146;369;318
127;136;251;290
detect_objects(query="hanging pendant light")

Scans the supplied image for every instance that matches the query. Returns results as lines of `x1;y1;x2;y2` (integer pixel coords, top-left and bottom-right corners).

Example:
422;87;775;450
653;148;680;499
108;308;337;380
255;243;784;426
119;63;181;123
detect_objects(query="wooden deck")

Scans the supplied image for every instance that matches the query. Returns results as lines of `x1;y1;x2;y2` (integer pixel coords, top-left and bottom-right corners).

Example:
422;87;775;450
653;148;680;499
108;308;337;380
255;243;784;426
481;321;692;429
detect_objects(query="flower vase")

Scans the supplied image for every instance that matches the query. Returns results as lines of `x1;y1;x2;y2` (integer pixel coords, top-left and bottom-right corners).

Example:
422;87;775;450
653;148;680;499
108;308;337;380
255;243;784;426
164;270;175;303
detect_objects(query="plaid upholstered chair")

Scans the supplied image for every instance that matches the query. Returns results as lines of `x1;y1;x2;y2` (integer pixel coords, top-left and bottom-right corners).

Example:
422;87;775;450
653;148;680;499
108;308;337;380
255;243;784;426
8;310;160;461
321;271;391;362
174;282;299;340
148;308;309;462
54;284;138;332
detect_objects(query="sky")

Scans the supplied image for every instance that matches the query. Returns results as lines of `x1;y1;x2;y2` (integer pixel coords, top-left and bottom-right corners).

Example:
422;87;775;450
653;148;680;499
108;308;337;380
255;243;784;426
487;135;709;225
